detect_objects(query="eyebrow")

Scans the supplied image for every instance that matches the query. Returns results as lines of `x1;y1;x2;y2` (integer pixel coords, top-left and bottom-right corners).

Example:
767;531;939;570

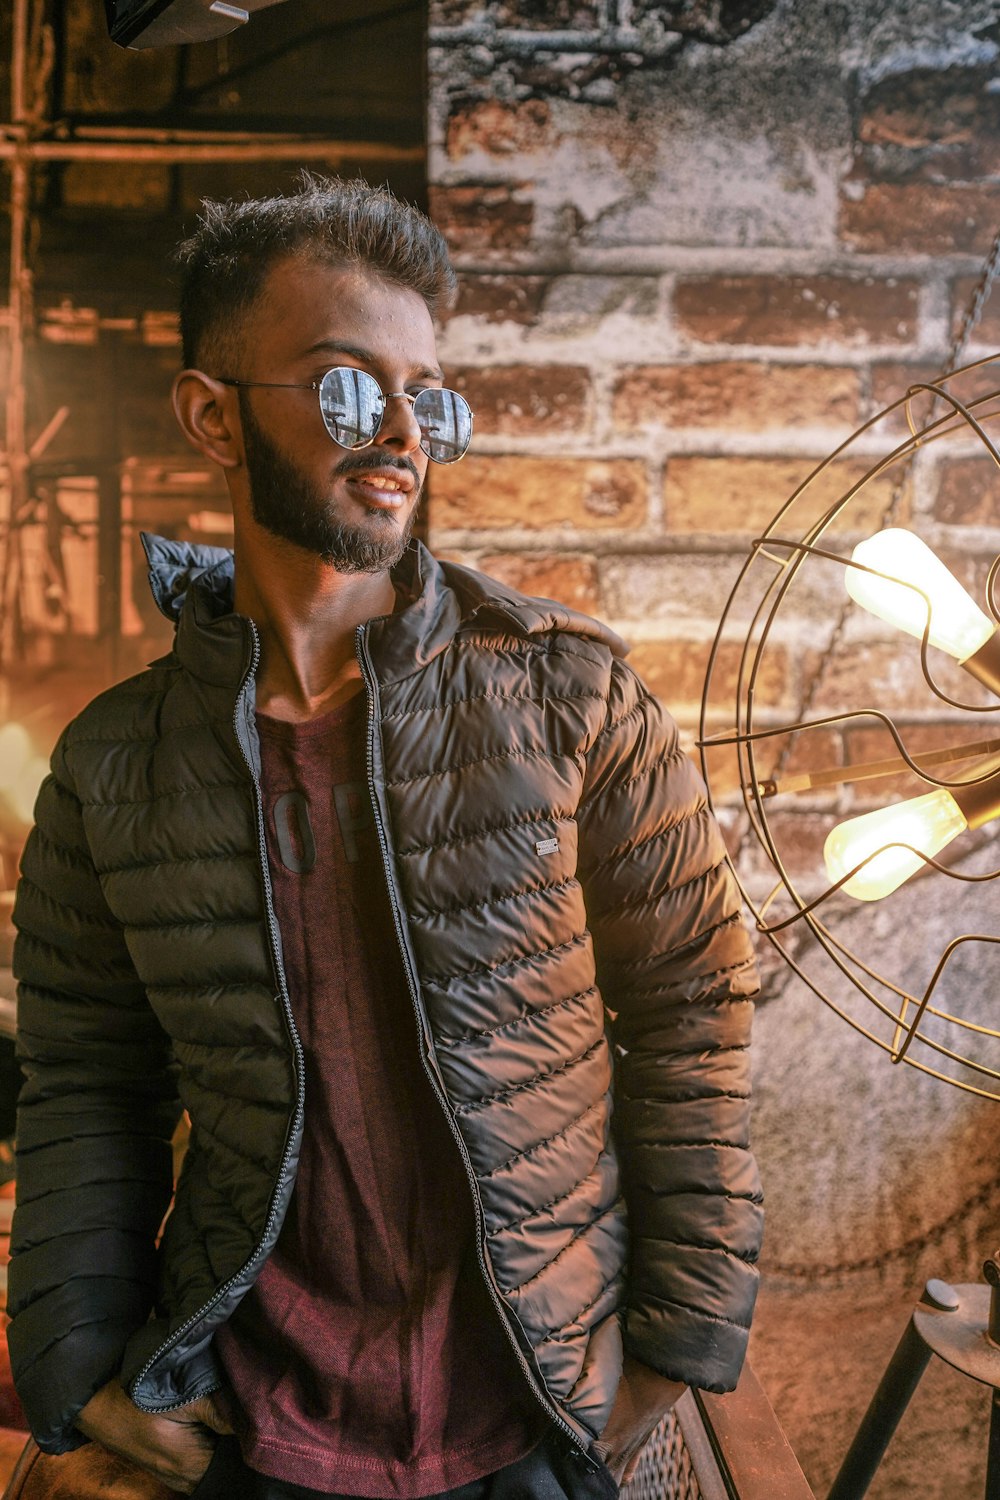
303;337;444;384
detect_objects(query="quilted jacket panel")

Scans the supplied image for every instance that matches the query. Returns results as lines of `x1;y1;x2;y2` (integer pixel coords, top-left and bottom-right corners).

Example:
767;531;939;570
8;538;763;1455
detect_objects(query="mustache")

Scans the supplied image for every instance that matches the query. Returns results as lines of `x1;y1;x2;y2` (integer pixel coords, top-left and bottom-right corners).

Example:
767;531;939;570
334;448;421;485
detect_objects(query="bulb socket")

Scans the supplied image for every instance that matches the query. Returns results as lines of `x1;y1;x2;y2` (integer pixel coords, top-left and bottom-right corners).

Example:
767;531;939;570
961;632;1000;698
951;757;1000;830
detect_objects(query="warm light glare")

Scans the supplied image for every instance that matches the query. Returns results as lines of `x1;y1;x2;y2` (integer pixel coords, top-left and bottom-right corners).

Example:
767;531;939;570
9;755;49;826
846;529;995;664
0;723;32;793
824;788;969;902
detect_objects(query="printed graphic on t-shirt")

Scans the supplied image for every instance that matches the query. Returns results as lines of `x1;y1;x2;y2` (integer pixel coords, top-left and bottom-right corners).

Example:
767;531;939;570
271;780;372;871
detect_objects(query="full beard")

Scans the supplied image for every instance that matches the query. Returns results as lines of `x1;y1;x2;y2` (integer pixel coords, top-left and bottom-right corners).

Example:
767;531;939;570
238;391;419;574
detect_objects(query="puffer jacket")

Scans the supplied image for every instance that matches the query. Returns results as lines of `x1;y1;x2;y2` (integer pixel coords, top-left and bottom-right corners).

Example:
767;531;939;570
8;534;763;1459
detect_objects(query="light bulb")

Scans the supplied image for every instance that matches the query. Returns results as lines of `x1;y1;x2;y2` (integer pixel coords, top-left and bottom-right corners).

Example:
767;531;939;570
846;529;995;665
824;788;969;901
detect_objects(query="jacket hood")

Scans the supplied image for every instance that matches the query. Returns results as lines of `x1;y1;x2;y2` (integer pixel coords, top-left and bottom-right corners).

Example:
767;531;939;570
140;532;628;683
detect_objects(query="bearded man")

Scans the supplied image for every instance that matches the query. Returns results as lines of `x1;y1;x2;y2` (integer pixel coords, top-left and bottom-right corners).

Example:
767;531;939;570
7;177;763;1499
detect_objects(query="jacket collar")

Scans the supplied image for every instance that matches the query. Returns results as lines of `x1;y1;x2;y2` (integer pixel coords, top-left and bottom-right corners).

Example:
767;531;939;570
141;532;627;690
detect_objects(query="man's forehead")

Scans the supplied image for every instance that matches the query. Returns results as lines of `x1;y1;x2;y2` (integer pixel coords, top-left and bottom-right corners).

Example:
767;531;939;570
303;336;443;383
252;255;440;369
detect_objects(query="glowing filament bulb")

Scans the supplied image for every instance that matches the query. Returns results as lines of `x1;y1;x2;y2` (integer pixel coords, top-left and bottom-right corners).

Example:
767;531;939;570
824;789;969;902
846;529;995;664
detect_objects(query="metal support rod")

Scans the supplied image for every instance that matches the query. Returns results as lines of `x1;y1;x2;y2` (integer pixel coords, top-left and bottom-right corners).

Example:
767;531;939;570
826;1318;932;1500
989;1390;1000;1500
0;0;34;713
0;137;423;163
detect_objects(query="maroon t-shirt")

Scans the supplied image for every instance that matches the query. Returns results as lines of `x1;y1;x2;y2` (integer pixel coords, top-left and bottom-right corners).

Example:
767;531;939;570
215;692;542;1496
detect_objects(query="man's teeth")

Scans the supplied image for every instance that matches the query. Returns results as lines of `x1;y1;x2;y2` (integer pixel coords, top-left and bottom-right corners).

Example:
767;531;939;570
360;476;402;491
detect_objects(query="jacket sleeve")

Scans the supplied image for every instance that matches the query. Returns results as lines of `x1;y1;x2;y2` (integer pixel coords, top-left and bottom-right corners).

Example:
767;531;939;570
8;732;179;1453
577;657;763;1394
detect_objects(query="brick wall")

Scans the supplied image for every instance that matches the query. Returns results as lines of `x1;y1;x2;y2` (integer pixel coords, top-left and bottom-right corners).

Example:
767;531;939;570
428;0;1000;740
427;5;1000;1496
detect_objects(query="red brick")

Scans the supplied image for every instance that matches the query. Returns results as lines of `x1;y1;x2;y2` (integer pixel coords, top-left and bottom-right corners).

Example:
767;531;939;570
758;810;836;881
870;361;1000;437
663;456;907;536
613;363;860;431
840;183;1000;256
430;455;646;530
446;99;553;160
932;456;1000;527
854;138;1000;186
428;184;534;252
843;721;1000;803
446;274;549;326
858;66;998;150
699;727;844;802
477;553;599;612
450;365;590;435
951;278;1000;348
628;638;790;715
674;276;918;348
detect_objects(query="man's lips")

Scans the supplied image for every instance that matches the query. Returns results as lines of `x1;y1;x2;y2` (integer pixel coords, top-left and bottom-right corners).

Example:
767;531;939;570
336;457;419;508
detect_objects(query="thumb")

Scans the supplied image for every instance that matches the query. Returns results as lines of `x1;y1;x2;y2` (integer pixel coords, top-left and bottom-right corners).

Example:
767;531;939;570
186;1394;235;1435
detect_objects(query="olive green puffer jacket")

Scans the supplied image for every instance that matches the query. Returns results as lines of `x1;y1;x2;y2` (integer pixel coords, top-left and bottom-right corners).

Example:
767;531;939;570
9;535;763;1457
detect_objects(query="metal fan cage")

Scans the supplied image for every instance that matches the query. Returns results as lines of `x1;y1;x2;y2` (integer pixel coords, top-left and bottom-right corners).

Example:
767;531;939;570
699;353;1000;1100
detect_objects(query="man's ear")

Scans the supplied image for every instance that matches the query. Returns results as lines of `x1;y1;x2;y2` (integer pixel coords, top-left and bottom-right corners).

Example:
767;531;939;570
172;370;242;469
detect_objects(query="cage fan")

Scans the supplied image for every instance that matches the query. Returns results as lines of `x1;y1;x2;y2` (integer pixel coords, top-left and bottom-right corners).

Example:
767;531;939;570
698;353;1000;1099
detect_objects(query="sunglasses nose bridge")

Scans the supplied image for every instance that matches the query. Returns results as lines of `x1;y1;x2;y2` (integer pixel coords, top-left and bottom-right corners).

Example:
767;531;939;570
375;389;424;455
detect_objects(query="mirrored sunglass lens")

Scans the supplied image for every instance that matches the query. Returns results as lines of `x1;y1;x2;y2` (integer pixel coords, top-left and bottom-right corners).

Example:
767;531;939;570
318;368;383;448
413;389;473;463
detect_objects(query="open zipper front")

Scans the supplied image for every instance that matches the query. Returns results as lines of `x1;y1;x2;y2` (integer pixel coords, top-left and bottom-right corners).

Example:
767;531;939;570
129;617;306;1411
355;621;598;1470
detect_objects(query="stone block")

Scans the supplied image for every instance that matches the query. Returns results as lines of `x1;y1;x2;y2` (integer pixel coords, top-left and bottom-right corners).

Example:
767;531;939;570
428;184;534;252
840;183;1000;255
613;362;860;431
674;275;918;347
450;365;590;434
663;456;906;536
430;455;646;530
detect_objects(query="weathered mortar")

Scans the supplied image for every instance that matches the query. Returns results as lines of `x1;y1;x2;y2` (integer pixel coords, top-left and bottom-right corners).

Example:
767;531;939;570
428;2;1000;1494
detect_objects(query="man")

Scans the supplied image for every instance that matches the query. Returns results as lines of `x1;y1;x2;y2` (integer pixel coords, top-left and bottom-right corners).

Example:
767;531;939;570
7;177;763;1499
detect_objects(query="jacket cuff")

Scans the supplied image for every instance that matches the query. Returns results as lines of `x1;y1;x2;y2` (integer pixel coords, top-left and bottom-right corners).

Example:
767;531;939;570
624;1296;754;1394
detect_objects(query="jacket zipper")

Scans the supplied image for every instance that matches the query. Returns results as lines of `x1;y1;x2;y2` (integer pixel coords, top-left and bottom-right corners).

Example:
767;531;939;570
355;623;596;1467
130;618;306;1411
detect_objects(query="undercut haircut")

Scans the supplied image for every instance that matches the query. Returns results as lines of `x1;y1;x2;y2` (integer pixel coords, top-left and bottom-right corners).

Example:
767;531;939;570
175;173;457;374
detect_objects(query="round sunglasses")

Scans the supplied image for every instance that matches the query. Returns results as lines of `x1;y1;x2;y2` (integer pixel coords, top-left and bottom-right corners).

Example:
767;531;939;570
217;366;473;464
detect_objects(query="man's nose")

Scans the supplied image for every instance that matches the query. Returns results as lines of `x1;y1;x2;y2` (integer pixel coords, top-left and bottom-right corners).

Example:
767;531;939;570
377;392;422;456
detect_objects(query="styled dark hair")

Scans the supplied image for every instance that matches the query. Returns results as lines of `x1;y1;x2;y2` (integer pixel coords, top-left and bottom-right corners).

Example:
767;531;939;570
175;173;456;371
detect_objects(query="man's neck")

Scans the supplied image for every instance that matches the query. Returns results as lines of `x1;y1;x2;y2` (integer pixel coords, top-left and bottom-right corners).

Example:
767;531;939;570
234;534;398;723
